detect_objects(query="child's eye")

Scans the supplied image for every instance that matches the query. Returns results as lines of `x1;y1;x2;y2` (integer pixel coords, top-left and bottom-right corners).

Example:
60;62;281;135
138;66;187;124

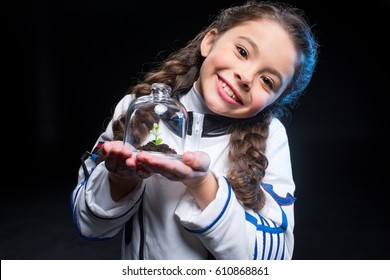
236;45;248;59
261;76;275;90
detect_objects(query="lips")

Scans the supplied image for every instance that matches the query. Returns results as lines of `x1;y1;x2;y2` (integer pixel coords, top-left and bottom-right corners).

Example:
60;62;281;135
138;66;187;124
217;78;243;104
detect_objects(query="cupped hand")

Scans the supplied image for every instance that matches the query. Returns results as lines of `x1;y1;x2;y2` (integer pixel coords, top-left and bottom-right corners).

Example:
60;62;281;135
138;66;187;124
102;141;152;179
135;151;211;182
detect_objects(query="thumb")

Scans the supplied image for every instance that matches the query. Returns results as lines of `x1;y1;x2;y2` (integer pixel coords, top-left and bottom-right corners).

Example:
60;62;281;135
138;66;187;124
182;151;210;172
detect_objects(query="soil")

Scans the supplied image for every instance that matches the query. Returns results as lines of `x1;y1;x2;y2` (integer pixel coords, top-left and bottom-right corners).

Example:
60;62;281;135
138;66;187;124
137;141;177;154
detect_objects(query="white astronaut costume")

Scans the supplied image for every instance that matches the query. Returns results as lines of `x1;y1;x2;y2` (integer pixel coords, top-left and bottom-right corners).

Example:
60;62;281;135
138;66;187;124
71;84;296;260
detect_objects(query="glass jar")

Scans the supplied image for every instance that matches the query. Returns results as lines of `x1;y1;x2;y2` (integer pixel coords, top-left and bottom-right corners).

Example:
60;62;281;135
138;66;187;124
123;83;188;159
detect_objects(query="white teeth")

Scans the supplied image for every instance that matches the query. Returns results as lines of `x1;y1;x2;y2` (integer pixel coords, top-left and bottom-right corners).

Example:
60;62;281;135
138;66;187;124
220;80;237;100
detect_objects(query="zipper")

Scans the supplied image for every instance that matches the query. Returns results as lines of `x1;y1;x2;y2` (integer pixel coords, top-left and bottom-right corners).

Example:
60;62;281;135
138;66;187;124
191;112;204;151
138;199;144;259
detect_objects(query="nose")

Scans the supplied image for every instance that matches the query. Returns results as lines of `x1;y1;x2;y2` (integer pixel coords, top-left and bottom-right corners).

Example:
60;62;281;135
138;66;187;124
234;69;252;90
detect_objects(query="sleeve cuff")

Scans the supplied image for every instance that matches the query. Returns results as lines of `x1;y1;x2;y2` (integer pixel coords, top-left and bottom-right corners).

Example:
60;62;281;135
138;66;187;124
175;175;231;232
85;163;144;218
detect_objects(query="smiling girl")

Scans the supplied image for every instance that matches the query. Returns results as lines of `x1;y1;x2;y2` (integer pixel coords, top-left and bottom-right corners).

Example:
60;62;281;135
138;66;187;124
71;0;319;260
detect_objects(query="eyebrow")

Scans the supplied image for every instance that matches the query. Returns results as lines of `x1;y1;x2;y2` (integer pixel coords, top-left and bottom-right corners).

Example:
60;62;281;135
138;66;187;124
238;36;259;54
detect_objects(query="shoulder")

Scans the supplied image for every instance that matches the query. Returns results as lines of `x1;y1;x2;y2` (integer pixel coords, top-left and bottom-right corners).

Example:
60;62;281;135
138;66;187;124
268;118;288;140
112;94;136;119
265;118;291;158
115;94;136;111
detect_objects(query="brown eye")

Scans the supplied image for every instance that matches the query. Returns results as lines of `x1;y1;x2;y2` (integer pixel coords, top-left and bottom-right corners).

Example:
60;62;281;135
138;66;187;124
237;46;248;59
262;76;275;90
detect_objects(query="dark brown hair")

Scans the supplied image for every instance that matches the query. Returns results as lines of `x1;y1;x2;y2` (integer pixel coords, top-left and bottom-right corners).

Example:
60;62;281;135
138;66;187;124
112;0;318;211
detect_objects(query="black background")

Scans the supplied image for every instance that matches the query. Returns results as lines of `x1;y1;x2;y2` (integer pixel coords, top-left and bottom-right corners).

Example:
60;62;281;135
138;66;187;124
2;0;389;259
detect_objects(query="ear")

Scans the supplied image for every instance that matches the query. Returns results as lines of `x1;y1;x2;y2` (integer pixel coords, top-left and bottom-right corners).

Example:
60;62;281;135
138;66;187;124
200;29;218;57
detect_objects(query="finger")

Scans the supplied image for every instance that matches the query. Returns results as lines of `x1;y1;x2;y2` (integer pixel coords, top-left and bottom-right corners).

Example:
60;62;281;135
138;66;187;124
104;143;135;174
136;163;152;179
103;141;123;157
136;152;188;177
102;141;113;155
182;151;210;172
104;152;119;172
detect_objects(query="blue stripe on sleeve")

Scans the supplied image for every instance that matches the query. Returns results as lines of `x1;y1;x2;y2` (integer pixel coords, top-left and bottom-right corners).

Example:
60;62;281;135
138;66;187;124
261;183;296;205
245;205;288;259
184;176;232;234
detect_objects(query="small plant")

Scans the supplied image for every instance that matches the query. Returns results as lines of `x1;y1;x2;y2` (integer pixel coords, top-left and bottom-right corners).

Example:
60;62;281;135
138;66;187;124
150;123;163;145
137;122;177;155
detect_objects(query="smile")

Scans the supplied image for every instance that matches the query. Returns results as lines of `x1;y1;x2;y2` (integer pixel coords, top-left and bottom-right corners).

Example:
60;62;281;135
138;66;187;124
218;79;239;101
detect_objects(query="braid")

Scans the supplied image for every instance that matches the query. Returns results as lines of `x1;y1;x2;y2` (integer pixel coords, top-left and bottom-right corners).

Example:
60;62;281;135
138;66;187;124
112;113;126;141
107;0;318;212
227;109;271;211
127;34;204;98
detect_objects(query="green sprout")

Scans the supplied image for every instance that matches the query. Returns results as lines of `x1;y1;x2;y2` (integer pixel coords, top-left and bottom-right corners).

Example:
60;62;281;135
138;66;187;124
150;123;163;145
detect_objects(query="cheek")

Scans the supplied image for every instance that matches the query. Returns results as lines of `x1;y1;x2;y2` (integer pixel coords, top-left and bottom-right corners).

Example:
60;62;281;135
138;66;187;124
249;94;269;114
202;50;232;72
198;54;222;89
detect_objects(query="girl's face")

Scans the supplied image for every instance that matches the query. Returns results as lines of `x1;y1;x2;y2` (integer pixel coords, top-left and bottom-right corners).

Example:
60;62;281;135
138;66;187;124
196;19;298;118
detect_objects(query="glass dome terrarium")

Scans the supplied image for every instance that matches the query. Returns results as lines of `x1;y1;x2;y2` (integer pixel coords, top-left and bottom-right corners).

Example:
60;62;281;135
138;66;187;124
123;83;188;160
